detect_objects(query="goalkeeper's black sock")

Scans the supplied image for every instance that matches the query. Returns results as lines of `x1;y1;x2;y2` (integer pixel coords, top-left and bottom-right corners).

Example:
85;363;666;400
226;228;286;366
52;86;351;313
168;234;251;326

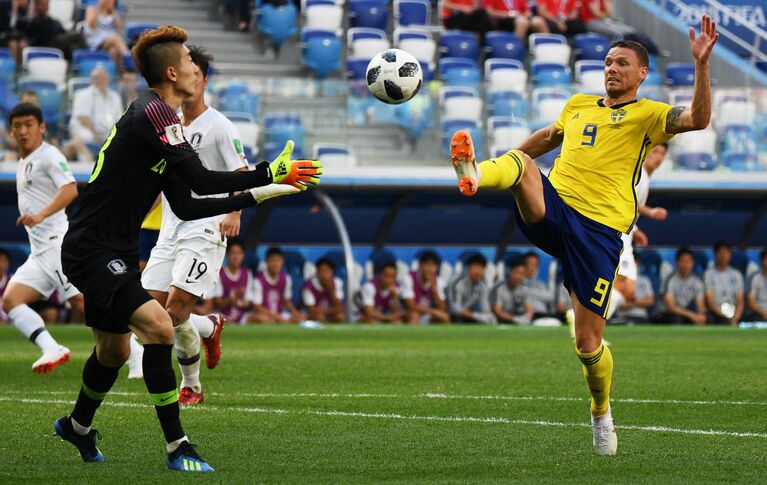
142;344;185;444
71;349;120;432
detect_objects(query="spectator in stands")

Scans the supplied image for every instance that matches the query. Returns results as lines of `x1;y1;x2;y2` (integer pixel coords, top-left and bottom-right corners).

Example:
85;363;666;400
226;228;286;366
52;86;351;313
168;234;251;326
578;0;635;38
64;66;122;161
0;0;30;68
482;0;546;40
83;0;129;67
554;283;572;322
19;90;38;105
356;262;403;324
211;241;254;324
745;250;767;322
657;248;706;325
18;0;64;48
401;251;450;324
446;253;495;324
302;257;345;323
441;0;493;38
704;241;744;325
521;251;554;320
248;247;302;323
0;248;11;323
613;253;654;323
237;0;252;33
491;259;532;324
536;0;586;37
120;69;139;107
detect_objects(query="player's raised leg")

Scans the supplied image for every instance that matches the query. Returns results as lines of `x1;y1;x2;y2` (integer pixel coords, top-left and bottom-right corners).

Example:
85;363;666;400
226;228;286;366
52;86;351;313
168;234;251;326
3;281;70;374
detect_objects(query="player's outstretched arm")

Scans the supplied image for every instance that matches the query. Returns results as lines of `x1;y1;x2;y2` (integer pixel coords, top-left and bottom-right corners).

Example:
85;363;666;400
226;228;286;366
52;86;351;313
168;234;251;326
516;123;564;159
665;15;719;134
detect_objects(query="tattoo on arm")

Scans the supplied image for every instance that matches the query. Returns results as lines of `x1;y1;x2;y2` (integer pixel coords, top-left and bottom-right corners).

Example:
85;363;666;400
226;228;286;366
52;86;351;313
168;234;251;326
666;106;686;130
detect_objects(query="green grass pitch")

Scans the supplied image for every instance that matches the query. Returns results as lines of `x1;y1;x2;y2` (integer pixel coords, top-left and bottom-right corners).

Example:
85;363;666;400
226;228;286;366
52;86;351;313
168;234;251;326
1;324;765;484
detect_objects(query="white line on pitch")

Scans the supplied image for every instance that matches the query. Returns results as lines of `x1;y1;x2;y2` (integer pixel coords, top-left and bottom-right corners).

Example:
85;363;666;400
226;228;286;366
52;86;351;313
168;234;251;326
5;389;767;407
1;396;765;439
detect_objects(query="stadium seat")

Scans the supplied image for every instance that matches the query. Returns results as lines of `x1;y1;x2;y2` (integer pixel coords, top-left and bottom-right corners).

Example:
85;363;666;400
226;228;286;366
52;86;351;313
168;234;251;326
301;32;343;78
222;111;260;151
573;33;610;61
305;4;344;33
394;0;430;28
282;250;307;305
716;98;757;130
67;76;91;102
347;58;370;81
122;53;137;72
18;79;62;125
722;151;762;172
488;117;530;155
349;0;389;30
529;34;570;64
636;249;663;295
676;152;717;171
264;113;305;151
347;28;390;59
219;92;260;119
720;125;758;154
665;63;695;87
0;49;16;84
574;60;604;94
531;62;571;87
21;47;63;69
394;92;435;139
313;143;358;167
396;29;436;66
125;23;159;44
487;90;528;118
483;31;525;62
439;30;480;60
441;119;483;158
257;3;298;47
72;49;110;68
440;86;482;122
26;58;68;84
643;70;663;87
365;250;398;279
49;0;75;30
394;28;431;44
532;87;569;124
485;59;527;93
440;57;480;88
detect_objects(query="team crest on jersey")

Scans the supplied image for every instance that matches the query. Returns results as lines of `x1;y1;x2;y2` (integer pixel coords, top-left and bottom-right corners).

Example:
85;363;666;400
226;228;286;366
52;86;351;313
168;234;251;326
611;109;627;123
107;259;128;275
164;124;185;146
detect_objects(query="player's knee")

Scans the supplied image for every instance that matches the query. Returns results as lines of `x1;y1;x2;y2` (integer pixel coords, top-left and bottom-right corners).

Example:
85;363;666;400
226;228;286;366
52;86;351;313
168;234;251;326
69;294;84;314
98;344;131;367
1;296;16;313
575;333;601;354
165;303;191;327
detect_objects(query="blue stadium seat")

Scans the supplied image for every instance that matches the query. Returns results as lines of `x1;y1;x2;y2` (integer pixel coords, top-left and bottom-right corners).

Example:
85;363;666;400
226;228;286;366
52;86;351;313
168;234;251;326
691;249;710;276
347;58;369;81
282;250;307;305
440;57;480;87
439;30;480;60
532;62;572;86
720;125;757;153
257;3;298;47
643;70;663;86
395;0;430;27
635;249;663;295
0;55;15;85
72;49;110;66
264;113;305;151
219;92;260;119
419;60;434;81
441;119;483;158
483;31;525;62
123;53;136;72
77;59;118;78
676;153;717;171
573;33;610;61
348;27;387;44
302;35;343;78
395;92;435;139
125;23;159;44
665;63;695;87
321;250;349;290
0;82;19;116
264;141;305;161
17;79;61;125
367;250;397;277
722;151;763;172
349;0;389;30
487;90;528;118
395;28;431;43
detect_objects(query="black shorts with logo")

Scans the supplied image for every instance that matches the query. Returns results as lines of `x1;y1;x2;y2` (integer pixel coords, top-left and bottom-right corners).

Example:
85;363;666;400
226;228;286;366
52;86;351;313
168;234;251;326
61;243;152;334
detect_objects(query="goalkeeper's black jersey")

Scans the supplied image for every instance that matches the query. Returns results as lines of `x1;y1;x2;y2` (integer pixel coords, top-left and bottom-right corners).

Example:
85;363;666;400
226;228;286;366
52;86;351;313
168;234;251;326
64;91;271;257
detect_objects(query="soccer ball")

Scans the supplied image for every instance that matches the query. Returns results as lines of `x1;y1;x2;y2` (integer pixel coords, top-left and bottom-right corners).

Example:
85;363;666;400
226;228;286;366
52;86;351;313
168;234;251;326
366;49;423;105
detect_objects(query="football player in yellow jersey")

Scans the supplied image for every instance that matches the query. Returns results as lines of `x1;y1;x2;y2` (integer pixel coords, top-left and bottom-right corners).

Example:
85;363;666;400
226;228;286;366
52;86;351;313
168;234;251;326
450;16;718;455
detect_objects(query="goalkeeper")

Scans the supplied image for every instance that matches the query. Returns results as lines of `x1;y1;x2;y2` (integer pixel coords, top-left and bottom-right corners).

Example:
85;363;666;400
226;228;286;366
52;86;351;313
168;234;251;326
54;25;322;473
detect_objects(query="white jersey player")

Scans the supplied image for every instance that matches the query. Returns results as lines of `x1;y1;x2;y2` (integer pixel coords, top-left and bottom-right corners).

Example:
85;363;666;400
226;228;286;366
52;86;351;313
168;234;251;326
2;103;84;373
138;46;249;405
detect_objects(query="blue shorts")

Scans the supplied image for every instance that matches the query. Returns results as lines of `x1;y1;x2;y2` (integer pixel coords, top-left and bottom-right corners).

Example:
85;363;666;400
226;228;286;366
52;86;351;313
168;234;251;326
514;170;623;317
139;229;159;263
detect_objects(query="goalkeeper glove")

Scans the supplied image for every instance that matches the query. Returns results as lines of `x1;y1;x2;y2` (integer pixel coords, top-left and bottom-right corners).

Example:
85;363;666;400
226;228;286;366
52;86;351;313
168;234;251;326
269;140;323;190
250;184;300;204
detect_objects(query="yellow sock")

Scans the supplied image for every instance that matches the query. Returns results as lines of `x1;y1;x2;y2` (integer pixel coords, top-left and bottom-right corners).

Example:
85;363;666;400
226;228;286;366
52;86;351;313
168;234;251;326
576;343;613;416
478;149;526;190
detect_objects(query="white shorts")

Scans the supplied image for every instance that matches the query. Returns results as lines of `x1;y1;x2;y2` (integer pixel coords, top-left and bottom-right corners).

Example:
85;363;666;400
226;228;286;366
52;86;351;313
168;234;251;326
618;233;637;281
10;247;80;300
141;238;226;298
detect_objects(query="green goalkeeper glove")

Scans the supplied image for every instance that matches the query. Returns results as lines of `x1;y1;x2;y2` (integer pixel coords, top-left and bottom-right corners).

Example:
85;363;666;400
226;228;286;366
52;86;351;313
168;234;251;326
269;140;323;190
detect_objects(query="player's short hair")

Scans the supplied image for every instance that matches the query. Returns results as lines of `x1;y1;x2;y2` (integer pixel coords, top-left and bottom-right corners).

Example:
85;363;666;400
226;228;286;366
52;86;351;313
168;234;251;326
265;247;284;259
418;250;440;266
522;251;539;263
226;240;245;253
609;39;649;68
8;102;43;125
378;261;397;274
466;253;487;267
508;259;525;270
675;247;694;261
713;240;732;253
0;248;9;261
131;25;188;86
187;44;214;79
316;257;336;272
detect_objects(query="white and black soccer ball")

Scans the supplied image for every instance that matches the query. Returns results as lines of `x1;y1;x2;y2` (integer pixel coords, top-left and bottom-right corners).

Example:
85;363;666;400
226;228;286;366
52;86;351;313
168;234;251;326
366;49;423;105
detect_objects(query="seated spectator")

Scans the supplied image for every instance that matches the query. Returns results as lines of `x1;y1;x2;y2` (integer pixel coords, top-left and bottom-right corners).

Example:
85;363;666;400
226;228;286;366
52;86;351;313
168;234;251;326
578;0;635;38
656;248;706;325
0;248;11;323
302;257;345;323
442;0;493;38
521;251;554;319
613;253;654;324
704;241;744;325
0;0;30;68
401;251;450;324
247;247;302;324
210;241;254;324
745;249;767;322
482;0;545;40
83;0;128;67
355;262;403;324
18;0;64;48
491;259;532;324
64;66;122;161
446;253;495;324
536;0;586;37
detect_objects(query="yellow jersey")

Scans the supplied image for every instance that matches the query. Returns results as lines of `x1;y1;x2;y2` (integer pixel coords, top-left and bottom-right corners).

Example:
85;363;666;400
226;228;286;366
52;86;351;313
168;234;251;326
141;204;162;231
549;94;674;234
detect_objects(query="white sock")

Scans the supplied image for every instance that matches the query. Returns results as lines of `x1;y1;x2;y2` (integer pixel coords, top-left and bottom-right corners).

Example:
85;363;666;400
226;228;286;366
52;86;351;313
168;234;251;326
189;313;214;339
70;416;90;436
9;305;58;352
174;321;201;392
605;289;626;321
166;435;189;453
129;333;143;357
